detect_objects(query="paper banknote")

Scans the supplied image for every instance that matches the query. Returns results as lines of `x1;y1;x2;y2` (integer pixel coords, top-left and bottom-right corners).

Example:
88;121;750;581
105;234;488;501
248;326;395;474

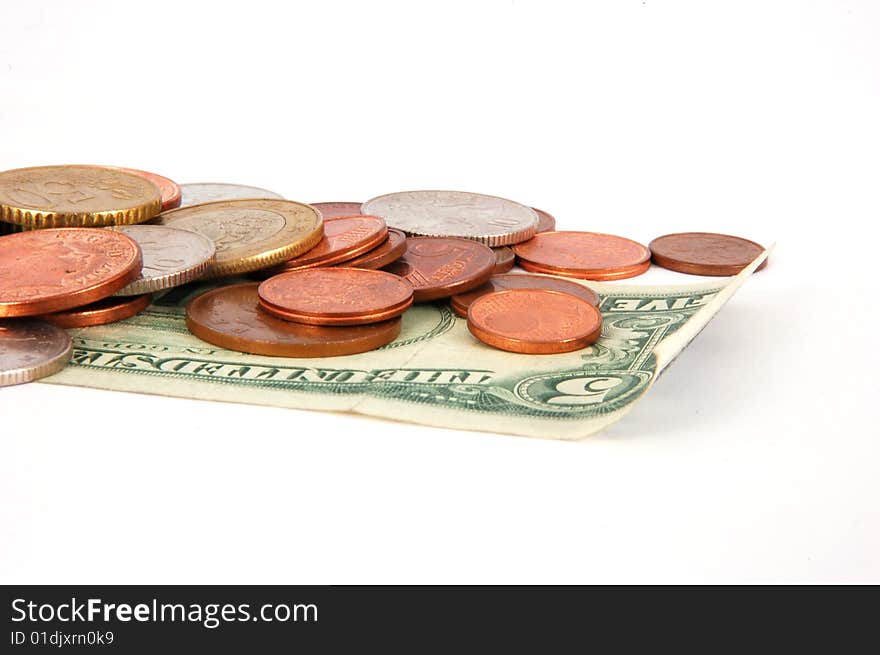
42;253;768;439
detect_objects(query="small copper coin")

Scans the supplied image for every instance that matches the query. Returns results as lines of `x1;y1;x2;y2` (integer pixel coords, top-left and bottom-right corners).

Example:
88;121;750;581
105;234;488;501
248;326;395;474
113;167;182;212
533;207;556;233
514;231;651;281
258;268;413;326
492;246;515;274
40;294;151;328
0;228;142;317
277;215;388;270
467;288;602;354
649;232;767;276
336;228;407;270
383;237;496;302
186;283;401;357
310;202;364;219
451;273;600;318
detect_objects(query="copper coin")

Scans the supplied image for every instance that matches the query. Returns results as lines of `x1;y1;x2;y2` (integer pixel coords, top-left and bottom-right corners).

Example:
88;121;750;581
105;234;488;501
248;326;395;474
467;288;602;354
649;232;767;276
40;294;151;328
513;231;651;281
533;207;556;233
186;282;401;357
310;202;364;219
336;228;407;270
258;268;413;326
0;228;142;317
383;237;496;302
113;167;182;212
276;215;388;270
492;246;515;274
451;273;600;318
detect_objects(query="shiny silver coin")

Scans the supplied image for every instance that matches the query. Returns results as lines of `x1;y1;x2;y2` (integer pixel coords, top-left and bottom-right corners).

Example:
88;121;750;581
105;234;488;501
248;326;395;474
108;225;216;296
361;190;539;247
0;319;73;387
179;183;284;207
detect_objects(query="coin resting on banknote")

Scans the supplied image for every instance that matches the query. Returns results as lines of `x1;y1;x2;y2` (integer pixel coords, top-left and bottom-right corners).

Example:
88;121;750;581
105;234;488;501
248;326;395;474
0;165;769;439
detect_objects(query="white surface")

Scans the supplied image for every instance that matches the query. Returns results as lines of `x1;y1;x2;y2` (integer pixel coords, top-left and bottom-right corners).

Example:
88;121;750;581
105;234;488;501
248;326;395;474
1;0;878;583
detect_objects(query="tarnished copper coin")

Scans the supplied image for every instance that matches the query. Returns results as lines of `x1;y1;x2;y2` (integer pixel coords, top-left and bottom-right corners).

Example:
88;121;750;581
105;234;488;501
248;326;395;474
533;207;556;233
467;288;602;354
258;268;413;326
492;246;515;274
451;273;600;318
310;202;364;219
186;282;401;357
277;215;388;270
0;228;142;317
383;237;496;302
40;294;151;328
649;232;767;276
514;231;651;281
336;228;407;270
112;167;182;212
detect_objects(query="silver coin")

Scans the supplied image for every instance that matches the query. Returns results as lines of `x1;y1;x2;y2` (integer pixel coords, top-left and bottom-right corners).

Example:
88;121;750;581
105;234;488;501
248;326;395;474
108;225;216;296
0;319;72;387
179;183;284;208
361;190;539;247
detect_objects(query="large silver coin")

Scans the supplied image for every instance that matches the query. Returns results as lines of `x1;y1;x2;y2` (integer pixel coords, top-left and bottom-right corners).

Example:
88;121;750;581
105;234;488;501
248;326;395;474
179;183;284;208
0;319;72;387
361;190;539;247
109;225;216;296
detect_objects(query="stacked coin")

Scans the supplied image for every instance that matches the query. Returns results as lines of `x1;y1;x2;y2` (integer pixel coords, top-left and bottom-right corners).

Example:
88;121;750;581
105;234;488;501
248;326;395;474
2;169;772;384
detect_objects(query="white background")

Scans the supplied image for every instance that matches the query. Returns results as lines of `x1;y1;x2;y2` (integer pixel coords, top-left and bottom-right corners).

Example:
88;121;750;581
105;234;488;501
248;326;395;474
1;0;878;583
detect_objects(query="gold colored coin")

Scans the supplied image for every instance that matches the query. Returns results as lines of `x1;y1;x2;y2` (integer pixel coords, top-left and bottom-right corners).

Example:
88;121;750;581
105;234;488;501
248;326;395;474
156;199;323;277
0;165;162;229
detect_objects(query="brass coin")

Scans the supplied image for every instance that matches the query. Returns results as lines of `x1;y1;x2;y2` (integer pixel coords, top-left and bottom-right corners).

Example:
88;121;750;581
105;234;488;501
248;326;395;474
186;283;401;357
156;199;323;277
0;165;162;228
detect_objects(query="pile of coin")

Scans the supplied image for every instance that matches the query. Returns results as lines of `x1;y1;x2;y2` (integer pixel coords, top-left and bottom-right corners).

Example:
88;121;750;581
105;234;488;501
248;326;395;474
0;164;768;386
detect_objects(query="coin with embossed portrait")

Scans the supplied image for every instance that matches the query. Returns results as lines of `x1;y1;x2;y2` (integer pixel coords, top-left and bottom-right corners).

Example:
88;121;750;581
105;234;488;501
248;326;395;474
178;183;284;207
0;319;73;387
259;268;413;326
156;199;323;277
0;228;143;317
362;190;539;246
109;225;215;295
383;236;495;302
0;165;162;229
